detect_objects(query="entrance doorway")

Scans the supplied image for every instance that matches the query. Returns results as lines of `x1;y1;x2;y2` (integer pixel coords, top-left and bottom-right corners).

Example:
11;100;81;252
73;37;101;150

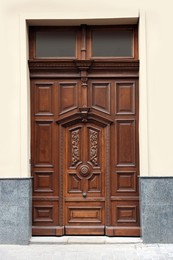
29;25;140;236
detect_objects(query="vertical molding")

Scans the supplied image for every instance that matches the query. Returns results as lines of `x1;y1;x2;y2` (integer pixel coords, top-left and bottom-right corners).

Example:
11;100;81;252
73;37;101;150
138;10;149;176
105;125;111;226
19;15;30;177
81;24;87;60
59;125;64;227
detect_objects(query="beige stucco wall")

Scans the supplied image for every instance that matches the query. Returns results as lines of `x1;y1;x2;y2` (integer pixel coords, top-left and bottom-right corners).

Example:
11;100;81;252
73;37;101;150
0;0;173;177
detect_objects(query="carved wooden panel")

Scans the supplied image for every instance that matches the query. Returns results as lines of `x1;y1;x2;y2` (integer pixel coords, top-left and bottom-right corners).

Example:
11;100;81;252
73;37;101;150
88;173;101;192
70;128;81;167
111;171;137;195
59;82;78;114
34;82;54;116
90;82;111;114
116;81;135;115
116;120;136;167
116;171;137;192
88;128;100;166
33;201;59;225
111;201;139;226
68;174;82;193
34;121;53;167
34;206;54;223
65;123;104;197
33;171;54;193
66;204;104;224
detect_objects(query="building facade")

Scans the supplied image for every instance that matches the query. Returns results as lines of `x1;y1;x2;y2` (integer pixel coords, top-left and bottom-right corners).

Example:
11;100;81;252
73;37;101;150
0;0;173;244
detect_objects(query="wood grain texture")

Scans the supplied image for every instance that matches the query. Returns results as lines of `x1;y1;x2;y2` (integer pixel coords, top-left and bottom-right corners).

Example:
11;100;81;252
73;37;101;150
30;25;139;236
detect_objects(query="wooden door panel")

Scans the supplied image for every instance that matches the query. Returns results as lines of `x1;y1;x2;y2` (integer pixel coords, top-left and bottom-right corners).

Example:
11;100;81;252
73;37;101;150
111;201;140;227
33;201;59;226
58;81;79;115
114;171;138;194
88;173;101;192
90;82;111;114
69;126;82;167
33;82;54;116
116;120;136;167
31;80;60;235
88;127;101;167
65;202;104;225
34;120;54;167
64;123;105;198
115;81;136;115
33;170;54;193
63;121;106;234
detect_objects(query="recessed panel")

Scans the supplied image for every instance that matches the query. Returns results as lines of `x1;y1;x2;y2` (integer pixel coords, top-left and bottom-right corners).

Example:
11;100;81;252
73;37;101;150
34;206;53;223
33;202;59;225
116;120;136;166
88;173;101;192
35;83;54;115
116;171;137;193
117;206;137;223
34;171;54;193
59;83;78;114
34;121;53;167
116;82;135;114
68;174;82;193
91;83;110;114
111;201;139;226
67;206;103;224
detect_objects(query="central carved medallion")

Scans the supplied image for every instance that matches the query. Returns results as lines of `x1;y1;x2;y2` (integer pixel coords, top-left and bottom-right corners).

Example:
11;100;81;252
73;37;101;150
79;165;90;177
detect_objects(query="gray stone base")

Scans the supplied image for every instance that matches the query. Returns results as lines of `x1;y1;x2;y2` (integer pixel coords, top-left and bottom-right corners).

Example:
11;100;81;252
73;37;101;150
140;177;173;243
0;178;32;245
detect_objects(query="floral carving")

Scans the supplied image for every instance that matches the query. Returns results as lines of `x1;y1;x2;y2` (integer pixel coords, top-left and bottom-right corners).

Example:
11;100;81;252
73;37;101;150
89;129;98;166
71;129;80;166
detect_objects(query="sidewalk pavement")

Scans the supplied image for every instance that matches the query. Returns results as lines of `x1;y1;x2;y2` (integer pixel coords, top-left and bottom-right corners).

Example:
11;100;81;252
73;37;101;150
0;237;173;260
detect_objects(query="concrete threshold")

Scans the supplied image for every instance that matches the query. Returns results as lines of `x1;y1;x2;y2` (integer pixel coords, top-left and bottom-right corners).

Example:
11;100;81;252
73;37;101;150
30;236;142;245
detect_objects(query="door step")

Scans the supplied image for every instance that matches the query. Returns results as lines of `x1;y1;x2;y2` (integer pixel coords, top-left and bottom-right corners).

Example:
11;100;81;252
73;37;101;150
30;236;142;245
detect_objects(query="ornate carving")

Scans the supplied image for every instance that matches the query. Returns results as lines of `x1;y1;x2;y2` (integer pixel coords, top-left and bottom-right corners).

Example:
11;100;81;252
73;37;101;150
81;70;88;87
74;60;94;70
79;165;90;177
81;77;88;87
71;130;80;165
89;129;98;166
79;107;90;122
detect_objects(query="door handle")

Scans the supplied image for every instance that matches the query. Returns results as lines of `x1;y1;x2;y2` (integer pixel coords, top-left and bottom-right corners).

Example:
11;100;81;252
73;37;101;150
82;192;87;198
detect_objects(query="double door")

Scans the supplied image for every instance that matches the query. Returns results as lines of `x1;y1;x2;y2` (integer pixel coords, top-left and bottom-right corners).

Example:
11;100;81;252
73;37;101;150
31;73;140;236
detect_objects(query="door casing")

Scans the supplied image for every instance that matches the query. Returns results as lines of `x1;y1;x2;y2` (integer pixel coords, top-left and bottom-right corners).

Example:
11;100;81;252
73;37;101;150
29;25;140;236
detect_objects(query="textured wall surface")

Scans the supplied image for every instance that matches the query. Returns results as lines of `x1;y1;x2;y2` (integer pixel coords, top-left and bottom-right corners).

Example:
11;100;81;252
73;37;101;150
140;177;173;243
0;0;173;178
0;178;32;244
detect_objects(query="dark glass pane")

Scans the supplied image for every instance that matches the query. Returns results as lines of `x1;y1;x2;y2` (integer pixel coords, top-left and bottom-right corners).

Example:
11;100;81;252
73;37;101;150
36;31;76;57
92;30;133;57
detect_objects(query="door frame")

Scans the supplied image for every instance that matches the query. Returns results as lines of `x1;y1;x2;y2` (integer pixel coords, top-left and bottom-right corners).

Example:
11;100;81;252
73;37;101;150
19;13;148;237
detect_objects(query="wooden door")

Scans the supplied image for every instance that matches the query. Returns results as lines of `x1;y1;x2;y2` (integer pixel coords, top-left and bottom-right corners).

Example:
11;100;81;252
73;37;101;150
63;122;107;235
29;25;140;236
30;74;140;236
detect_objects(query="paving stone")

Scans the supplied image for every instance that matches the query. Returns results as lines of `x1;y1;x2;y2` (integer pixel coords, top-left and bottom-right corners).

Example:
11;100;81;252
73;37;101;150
0;242;173;260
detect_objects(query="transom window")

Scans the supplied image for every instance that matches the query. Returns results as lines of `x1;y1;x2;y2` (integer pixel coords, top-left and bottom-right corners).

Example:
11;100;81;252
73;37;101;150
29;25;138;60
